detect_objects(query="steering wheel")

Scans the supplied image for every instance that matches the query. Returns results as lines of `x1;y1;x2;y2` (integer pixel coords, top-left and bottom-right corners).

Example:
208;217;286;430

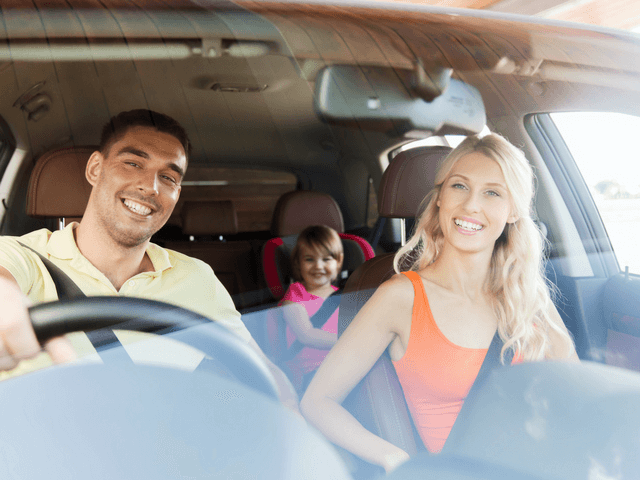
28;296;279;399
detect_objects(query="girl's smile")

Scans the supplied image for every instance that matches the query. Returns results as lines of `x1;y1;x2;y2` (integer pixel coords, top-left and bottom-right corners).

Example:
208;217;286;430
298;244;340;294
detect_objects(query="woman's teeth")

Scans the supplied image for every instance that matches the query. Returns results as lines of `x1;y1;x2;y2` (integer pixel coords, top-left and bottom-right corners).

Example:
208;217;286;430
454;219;482;231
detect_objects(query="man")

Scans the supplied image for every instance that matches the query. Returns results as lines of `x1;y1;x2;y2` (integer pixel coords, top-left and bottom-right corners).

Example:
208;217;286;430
0;109;297;406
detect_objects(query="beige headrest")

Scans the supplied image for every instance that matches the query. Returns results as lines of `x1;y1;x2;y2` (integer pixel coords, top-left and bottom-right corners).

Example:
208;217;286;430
378;146;452;218
27;146;95;218
181;200;238;236
270;190;344;236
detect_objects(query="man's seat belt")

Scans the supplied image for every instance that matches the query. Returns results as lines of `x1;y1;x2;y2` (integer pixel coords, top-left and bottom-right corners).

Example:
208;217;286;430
441;330;513;454
18;242;131;361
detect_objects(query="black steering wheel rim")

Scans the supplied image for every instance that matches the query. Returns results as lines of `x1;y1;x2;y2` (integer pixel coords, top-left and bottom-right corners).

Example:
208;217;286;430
29;296;280;399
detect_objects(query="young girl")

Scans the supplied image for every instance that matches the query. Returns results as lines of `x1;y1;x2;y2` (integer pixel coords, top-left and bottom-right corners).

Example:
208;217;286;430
301;134;578;472
279;225;344;393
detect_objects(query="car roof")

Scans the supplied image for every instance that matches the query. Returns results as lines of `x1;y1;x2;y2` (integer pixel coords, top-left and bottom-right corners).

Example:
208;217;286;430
1;0;640;234
2;0;640;167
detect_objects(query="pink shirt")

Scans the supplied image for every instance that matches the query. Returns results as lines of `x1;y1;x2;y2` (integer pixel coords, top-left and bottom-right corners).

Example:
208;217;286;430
280;282;339;387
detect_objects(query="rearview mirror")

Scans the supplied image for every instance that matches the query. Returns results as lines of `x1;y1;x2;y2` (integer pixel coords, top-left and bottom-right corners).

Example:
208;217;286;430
314;65;486;136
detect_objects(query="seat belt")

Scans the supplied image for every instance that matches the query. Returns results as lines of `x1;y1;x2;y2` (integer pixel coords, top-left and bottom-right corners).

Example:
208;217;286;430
18;242;131;361
440;330;513;454
368;217;387;252
282;290;341;362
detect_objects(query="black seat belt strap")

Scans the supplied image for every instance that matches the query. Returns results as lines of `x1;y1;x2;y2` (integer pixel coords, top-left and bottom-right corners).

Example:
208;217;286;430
282;290;341;362
441;330;513;453
18;242;129;359
19;242;85;299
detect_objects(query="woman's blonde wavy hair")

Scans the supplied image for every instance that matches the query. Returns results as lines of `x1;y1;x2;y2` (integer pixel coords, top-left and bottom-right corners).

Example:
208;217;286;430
393;133;574;362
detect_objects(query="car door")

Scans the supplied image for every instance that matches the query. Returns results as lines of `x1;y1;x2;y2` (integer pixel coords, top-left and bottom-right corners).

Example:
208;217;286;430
527;112;640;370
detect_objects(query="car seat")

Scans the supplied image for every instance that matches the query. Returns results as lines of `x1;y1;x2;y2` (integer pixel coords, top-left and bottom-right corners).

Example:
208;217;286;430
262;190;375;300
163;200;258;309
337;145;453;461
260;190;375;369
26;146;95;227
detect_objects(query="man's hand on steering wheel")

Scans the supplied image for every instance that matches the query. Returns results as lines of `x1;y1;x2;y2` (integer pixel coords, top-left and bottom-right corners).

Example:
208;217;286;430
0;272;75;370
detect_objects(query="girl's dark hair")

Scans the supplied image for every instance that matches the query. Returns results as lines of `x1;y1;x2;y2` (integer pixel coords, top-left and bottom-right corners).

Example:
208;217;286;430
291;225;344;283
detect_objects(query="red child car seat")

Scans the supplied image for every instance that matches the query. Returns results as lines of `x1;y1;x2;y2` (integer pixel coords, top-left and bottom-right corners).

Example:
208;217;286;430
260;190;374;367
262;190;374;301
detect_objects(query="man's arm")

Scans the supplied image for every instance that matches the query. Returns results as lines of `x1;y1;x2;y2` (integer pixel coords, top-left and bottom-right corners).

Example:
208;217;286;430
0;266;74;370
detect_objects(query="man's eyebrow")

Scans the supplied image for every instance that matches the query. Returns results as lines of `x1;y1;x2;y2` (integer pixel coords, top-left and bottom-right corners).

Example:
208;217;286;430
116;147;149;159
169;163;185;179
116;146;185;179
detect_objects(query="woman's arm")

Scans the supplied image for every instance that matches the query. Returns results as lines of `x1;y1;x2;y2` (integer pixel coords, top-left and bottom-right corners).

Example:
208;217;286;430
547;302;580;362
281;301;337;349
300;274;414;473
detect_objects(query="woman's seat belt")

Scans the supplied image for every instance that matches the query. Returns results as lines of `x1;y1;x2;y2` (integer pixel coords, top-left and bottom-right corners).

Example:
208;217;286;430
441;331;513;454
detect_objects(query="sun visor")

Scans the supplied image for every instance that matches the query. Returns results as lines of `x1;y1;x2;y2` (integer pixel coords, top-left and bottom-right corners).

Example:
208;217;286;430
314;65;486;136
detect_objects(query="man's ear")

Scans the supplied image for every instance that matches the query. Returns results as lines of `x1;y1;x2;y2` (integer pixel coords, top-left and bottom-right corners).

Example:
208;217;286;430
85;151;103;187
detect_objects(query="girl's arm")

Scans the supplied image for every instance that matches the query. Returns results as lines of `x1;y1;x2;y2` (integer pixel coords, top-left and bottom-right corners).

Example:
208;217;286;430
281;301;337;349
300;274;414;473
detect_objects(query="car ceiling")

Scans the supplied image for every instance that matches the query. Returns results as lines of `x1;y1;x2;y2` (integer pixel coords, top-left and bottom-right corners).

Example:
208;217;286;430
1;0;640;177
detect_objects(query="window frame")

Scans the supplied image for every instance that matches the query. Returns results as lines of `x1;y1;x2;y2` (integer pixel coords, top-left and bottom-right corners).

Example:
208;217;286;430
525;113;619;278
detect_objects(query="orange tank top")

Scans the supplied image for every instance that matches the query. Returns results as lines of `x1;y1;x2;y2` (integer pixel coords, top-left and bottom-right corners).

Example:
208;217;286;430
392;271;488;454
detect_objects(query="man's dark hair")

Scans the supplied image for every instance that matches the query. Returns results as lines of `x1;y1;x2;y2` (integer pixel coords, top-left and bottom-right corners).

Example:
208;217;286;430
99;109;191;163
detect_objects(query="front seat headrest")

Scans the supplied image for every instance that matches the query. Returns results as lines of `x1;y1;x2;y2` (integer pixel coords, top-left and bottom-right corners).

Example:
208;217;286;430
180;200;238;236
27;146;95;218
378;145;452;218
270;190;344;236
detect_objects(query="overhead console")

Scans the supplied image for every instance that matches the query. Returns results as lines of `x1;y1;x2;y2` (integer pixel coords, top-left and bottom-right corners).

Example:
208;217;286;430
314;64;486;138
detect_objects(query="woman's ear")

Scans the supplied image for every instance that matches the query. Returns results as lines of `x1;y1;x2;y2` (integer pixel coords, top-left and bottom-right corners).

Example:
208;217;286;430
507;211;519;224
85;151;104;187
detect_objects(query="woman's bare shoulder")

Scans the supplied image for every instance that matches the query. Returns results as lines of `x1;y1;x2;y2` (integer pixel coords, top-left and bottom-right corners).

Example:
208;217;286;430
368;274;414;311
374;272;415;299
342;272;414;339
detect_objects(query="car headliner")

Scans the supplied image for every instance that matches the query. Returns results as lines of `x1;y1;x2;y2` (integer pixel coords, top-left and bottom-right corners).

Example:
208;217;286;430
1;0;639;167
0;0;639;233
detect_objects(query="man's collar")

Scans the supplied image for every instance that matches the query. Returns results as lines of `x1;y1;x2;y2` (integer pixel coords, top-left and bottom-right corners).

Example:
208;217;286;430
46;223;79;260
146;243;172;273
46;222;173;273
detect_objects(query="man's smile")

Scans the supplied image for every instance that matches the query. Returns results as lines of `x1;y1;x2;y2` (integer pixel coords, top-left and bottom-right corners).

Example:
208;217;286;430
122;198;154;216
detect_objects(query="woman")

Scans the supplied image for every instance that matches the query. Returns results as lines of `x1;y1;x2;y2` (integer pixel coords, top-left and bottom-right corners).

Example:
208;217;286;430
300;134;578;473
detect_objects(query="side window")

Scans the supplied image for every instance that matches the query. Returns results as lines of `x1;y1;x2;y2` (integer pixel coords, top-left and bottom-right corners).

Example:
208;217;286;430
550;112;640;274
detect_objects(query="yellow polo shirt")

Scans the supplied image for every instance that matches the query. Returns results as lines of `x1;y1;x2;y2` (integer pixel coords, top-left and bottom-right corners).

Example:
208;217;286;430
0;223;252;379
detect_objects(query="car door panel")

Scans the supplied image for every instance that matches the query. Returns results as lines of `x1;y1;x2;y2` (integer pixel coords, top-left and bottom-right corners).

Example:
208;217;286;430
603;273;640;371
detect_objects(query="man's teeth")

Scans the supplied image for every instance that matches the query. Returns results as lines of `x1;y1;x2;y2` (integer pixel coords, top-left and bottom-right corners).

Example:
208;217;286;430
455;219;482;231
123;199;152;215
